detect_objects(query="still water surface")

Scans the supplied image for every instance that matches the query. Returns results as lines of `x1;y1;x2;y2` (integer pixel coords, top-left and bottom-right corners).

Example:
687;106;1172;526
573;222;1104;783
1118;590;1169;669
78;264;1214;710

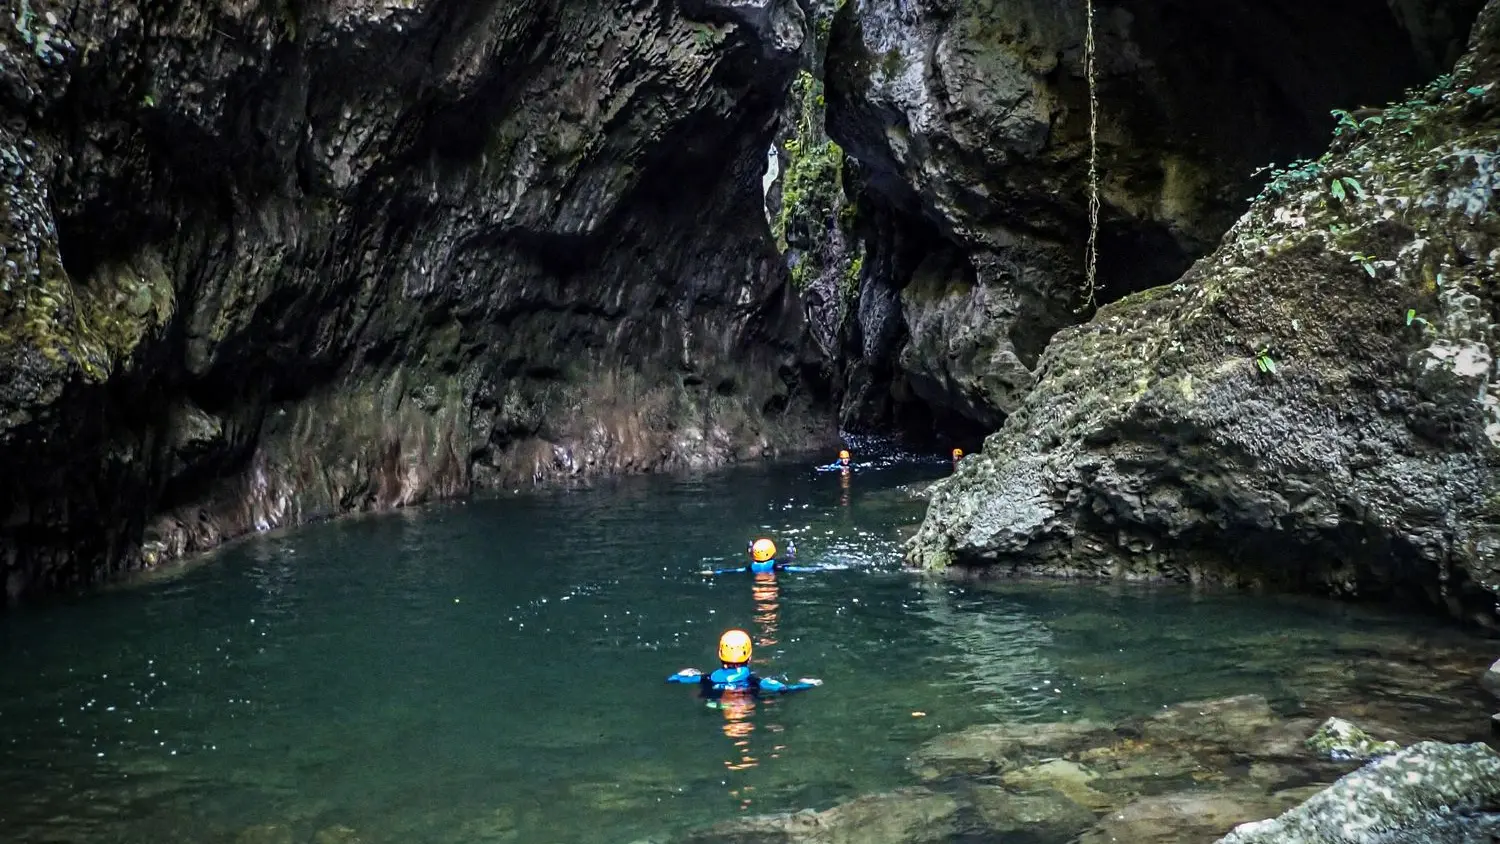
0;453;1492;843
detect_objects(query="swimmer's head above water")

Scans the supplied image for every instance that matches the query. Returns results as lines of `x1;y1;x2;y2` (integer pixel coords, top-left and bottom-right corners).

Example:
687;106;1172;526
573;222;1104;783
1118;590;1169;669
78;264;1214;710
718;629;753;666
750;538;776;563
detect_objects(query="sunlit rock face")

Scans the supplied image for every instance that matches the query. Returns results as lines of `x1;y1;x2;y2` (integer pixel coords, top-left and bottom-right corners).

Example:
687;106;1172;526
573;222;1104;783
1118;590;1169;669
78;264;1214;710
821;0;1485;434
0;0;835;603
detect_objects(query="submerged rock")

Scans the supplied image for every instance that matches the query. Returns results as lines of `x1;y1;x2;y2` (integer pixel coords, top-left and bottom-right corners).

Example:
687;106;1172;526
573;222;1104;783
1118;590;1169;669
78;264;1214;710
905;0;1500;625
1000;758;1116;812
1141;696;1283;749
1216;741;1500;843
311;827;362;844
908;718;1115;781
677;787;960;844
1306;717;1401;762
1081;789;1309;844
967;784;1097;841
234;825;294;844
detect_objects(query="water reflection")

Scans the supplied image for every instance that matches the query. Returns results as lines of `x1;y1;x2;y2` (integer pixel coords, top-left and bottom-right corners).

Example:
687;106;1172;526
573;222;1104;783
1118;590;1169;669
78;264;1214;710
839;468;850;508
914;580;1069;720
705;571;788;806
715;696;757;771
752;572;779;651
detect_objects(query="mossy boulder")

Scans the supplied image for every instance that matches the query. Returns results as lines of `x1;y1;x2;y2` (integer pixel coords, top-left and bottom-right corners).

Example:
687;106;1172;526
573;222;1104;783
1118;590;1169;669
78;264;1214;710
1306;717;1401;762
906;1;1500;625
820;0;1485;432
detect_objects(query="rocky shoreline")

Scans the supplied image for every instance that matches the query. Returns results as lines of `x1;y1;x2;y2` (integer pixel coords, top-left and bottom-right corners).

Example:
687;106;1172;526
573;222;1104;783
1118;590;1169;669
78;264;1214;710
655;696;1500;844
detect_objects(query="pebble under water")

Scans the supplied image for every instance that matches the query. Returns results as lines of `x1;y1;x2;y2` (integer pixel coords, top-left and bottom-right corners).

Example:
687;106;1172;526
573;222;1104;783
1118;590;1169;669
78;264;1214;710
0;452;1495;843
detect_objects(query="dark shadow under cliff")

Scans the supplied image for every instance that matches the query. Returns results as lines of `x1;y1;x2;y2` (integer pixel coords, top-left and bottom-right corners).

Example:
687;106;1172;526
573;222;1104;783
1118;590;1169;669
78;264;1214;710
0;0;835;605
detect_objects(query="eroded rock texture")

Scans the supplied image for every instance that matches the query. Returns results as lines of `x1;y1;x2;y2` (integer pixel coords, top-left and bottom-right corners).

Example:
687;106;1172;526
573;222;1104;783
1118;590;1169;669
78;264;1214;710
821;0;1486;434
0;0;833;603
1218;741;1500;844
907;0;1500;625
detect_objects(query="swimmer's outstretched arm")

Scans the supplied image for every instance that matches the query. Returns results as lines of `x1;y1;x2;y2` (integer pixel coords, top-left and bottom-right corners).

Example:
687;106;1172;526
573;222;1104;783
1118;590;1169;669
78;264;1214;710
667;668;705;684
700;565;749;575
773;556;851;573
756;676;823;694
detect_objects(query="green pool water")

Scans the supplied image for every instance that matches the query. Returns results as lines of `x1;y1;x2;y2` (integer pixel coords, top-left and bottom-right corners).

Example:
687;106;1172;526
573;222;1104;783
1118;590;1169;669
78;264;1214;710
0;452;1492;843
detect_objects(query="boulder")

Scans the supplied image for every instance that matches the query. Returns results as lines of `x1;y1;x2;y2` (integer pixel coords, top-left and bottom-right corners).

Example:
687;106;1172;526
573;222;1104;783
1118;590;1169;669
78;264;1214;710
1305;717;1401;762
905;0;1500;626
1216;741;1500;843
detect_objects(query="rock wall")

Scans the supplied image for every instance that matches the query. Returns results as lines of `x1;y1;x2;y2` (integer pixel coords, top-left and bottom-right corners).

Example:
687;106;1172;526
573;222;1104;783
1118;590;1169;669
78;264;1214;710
907;0;1500;626
819;0;1487;435
0;0;835;604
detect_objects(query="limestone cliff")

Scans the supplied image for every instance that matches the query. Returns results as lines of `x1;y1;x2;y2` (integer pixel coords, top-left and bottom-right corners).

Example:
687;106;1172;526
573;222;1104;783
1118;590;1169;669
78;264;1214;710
0;0;833;604
819;0;1485;435
907;0;1500;626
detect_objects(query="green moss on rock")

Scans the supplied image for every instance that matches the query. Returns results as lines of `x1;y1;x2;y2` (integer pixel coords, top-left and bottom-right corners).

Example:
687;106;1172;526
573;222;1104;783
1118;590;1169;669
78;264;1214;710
1305;717;1400;762
903;6;1500;623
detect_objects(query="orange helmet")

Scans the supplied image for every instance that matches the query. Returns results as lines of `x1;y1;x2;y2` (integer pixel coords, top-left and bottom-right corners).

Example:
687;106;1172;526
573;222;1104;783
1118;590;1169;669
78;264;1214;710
952;448;963;459
719;629;752;664
750;538;776;562
838;449;850;461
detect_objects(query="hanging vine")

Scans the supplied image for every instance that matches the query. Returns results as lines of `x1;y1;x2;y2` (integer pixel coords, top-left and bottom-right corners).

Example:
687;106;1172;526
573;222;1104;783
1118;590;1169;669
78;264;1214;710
1081;0;1101;311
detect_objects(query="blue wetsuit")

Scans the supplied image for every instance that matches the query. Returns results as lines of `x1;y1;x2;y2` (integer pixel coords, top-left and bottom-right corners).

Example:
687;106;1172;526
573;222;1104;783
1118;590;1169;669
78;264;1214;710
666;664;820;695
707;557;828;575
707;543;833;575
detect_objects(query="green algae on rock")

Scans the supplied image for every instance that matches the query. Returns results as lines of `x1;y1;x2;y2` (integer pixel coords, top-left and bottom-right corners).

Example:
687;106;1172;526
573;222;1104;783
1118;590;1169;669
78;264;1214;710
904;0;1500;626
1306;717;1401;762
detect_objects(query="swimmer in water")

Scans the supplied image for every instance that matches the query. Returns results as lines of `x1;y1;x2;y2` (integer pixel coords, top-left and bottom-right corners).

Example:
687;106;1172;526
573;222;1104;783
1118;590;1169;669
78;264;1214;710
666;629;822;695
702;538;839;575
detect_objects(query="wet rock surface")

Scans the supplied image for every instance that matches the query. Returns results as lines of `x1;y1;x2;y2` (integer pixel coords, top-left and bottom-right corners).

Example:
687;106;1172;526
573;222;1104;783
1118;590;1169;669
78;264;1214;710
675;787;961;844
0;0;835;603
1306;717;1401;762
905;0;1500;626
1081;789;1312;844
820;0;1484;432
1482;658;1500;699
1217;742;1500;844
